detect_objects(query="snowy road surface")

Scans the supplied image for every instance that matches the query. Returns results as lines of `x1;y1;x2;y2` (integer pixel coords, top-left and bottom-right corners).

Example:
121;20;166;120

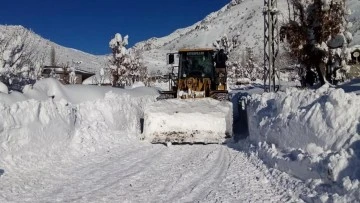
0;138;304;202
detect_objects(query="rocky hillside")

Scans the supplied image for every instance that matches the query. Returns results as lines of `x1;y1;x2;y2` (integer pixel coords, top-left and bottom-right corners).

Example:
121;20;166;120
134;0;360;74
0;25;105;73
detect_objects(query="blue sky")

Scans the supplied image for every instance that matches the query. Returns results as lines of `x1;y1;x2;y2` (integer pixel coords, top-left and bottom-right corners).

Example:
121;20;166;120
0;0;229;55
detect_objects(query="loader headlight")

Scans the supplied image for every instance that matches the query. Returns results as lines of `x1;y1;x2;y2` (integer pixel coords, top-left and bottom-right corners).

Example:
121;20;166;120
201;73;205;77
183;74;187;77
354;51;360;57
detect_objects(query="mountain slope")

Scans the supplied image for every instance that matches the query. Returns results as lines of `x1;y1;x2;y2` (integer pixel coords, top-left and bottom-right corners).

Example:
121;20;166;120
0;25;105;73
135;0;360;75
1;0;359;76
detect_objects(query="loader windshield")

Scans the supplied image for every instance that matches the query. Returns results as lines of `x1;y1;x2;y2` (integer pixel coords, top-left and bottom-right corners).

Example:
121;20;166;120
179;51;214;78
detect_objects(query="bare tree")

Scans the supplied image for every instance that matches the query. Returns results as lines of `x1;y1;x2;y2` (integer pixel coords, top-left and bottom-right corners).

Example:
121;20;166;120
280;0;351;86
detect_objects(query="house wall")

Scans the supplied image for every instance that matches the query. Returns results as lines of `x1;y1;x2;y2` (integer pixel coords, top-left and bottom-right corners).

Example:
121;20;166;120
41;69;90;84
75;74;82;84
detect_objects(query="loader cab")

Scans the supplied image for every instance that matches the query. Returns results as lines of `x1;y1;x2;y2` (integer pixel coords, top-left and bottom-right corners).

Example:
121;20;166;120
166;48;228;99
178;49;215;80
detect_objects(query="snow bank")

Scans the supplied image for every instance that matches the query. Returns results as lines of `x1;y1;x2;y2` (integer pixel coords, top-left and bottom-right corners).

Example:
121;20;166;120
248;85;360;153
0;81;8;94
0;98;74;170
143;98;232;143
0;78;159;169
245;85;360;201
71;90;156;152
125;81;145;89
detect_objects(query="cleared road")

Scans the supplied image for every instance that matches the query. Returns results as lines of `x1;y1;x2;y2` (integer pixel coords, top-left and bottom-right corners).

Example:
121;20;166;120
0;139;305;202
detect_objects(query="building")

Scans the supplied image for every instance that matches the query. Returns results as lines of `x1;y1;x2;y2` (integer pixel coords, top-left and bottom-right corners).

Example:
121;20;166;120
41;65;95;84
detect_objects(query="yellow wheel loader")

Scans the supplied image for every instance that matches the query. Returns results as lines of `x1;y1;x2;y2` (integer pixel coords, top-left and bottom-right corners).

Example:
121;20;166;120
143;48;233;144
159;48;229;100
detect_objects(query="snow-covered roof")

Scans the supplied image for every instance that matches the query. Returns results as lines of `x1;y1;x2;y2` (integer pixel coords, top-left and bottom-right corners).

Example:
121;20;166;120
42;66;95;75
74;68;95;75
178;48;215;52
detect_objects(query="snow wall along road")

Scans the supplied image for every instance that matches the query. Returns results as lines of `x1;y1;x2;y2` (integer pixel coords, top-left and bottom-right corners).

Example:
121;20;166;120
246;85;360;184
0;79;159;171
247;85;360;152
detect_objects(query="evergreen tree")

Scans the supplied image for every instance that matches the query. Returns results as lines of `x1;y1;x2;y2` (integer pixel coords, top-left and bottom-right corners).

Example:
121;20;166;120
108;33;131;86
108;33;148;87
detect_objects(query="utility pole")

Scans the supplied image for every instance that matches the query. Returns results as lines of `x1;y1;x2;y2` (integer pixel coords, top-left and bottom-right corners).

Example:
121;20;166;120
263;0;280;92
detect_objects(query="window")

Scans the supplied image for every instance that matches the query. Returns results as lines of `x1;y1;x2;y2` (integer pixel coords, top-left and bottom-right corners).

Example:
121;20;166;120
179;51;214;78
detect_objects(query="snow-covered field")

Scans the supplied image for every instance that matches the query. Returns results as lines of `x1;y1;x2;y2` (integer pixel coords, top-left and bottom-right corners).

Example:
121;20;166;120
0;78;360;202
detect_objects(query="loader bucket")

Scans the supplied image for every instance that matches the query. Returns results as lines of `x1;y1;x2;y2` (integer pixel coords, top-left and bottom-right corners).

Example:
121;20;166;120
142;98;233;144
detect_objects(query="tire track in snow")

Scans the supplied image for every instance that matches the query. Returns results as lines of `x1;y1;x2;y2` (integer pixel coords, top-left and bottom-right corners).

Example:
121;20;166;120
102;144;210;202
1;141;301;202
130;145;222;201
8;143;160;202
42;145;164;202
163;145;231;202
199;149;294;202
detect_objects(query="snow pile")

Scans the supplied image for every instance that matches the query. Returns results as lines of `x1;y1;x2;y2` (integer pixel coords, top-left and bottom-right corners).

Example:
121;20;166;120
143;98;233;143
125;81;146;89
0;78;159;169
149;80;170;91
0;98;74;169
71;90;154;152
248;85;360;152
0;81;8;94
246;85;360;201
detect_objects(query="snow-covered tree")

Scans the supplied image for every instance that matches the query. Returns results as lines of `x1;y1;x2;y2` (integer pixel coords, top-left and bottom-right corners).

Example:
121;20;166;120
91;66;113;86
0;28;43;74
213;33;239;53
0;28;44;91
213;33;241;86
108;33;130;86
280;0;352;86
68;60;82;84
241;47;262;81
97;67;106;85
32;61;43;80
127;50;148;84
213;33;263;83
227;47;262;85
108;33;148;87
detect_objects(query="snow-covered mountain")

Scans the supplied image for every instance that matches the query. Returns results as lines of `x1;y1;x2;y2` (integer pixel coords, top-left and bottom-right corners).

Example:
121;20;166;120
1;0;360;76
1;1;360;201
0;25;106;73
134;0;360;74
